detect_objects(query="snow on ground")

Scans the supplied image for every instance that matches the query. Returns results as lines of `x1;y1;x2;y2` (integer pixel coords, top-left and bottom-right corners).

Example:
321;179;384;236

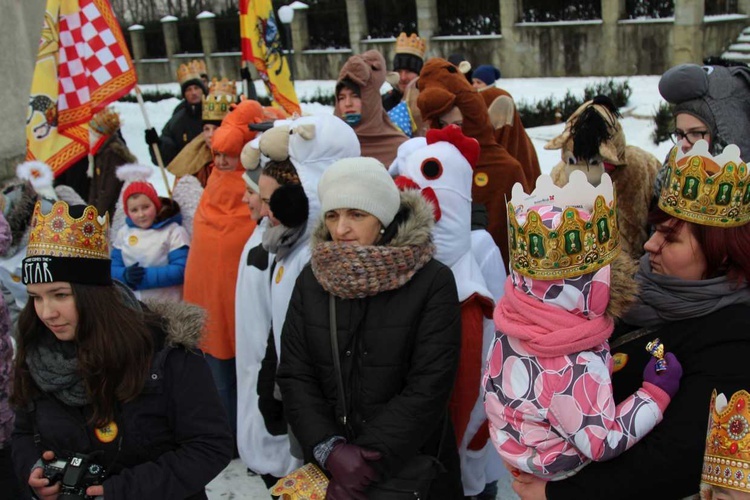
112;76;670;498
114;75;671;198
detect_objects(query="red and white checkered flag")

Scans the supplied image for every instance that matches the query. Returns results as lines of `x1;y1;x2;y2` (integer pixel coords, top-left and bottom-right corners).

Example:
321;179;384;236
56;0;136;131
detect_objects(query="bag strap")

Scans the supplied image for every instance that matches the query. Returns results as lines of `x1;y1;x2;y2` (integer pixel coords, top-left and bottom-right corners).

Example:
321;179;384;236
329;294;348;428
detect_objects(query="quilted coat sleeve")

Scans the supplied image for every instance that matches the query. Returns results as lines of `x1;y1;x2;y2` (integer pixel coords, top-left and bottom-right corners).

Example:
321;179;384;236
352;265;461;473
102;349;233;499
277;271;342;462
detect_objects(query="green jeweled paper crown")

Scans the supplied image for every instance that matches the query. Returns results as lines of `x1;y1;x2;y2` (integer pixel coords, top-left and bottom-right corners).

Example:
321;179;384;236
507;170;620;279
659;141;750;227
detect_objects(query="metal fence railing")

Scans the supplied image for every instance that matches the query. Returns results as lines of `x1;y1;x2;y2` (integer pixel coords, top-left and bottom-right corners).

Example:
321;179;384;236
437;0;500;35
365;0;417;38
521;0;601;22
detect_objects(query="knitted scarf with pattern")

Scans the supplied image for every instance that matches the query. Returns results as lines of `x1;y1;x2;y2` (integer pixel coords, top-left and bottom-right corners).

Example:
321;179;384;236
26;331;88;407
311;240;435;299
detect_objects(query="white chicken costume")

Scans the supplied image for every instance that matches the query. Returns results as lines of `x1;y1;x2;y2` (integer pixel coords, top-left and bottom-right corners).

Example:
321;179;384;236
390;125;504;495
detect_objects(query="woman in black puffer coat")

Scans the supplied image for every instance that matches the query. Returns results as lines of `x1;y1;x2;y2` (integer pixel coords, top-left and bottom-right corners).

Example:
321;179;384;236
277;157;463;499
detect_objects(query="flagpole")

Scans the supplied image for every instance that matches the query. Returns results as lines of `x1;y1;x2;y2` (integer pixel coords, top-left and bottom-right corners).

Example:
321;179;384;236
135;85;172;198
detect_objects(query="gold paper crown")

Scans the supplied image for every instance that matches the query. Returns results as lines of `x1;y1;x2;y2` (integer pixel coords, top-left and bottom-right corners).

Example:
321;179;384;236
26;201;109;260
271;463;329;499
89;106;121;136
659;141;750;227
703;390;750;492
202;77;237;122
395;32;426;59
177;59;207;85
507;171;620;279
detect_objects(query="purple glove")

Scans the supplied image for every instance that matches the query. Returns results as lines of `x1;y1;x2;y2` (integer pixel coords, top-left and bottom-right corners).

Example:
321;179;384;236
325;443;381;495
643;352;682;399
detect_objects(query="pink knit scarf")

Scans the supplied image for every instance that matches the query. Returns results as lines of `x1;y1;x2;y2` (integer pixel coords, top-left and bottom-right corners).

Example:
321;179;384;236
495;279;613;357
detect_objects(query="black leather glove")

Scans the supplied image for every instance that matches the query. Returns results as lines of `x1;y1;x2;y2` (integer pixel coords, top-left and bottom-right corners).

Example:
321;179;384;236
144;127;160;146
124;263;145;288
325;443;381;496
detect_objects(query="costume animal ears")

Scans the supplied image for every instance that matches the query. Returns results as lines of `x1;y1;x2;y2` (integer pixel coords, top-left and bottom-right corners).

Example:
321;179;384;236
240;122;317;169
426;124;480;168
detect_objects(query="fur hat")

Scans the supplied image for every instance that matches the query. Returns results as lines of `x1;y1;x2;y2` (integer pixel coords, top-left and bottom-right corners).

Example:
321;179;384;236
318;157;400;227
473;65;501;86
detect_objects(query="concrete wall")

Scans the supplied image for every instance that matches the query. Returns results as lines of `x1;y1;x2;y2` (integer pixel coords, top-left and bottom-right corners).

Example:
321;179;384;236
129;4;748;85
1;0;46;179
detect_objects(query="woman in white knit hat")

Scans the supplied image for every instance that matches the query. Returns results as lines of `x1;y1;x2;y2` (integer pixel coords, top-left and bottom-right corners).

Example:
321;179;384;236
277;157;463;499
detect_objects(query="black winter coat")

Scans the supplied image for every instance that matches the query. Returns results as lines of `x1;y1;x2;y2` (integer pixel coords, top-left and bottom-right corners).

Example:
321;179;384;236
277;191;463;498
150;101;203;167
12;303;233;500
547;303;750;499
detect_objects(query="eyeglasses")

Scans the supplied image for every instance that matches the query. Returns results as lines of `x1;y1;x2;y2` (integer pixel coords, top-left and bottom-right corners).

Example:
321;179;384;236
670;129;709;146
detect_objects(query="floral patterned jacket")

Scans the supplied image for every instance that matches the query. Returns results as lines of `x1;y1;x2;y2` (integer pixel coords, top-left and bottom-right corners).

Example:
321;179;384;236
483;333;670;480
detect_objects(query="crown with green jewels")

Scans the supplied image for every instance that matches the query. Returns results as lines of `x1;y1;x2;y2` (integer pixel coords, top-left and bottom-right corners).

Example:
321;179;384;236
659;141;750;227
507;171;620;280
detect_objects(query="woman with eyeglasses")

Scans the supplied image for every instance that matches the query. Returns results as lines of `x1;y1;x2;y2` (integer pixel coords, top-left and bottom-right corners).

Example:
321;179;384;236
651;62;750;203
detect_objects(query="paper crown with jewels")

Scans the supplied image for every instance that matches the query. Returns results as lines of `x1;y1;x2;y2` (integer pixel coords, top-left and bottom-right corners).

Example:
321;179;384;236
177;59;207;85
702;389;750;492
507;170;620;280
395;32;426;59
89;106;121;136
659;141;750;227
202;77;237;122
22;201;111;286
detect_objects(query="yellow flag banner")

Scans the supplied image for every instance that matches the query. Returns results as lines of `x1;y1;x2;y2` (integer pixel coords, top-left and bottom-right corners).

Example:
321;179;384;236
239;0;301;116
26;0;137;176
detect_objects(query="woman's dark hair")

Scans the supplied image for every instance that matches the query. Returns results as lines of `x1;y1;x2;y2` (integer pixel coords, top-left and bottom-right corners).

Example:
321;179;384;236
649;206;750;283
262;159;300;186
11;283;159;427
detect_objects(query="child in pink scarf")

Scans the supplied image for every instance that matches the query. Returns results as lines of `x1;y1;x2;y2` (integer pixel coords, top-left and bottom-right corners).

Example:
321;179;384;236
483;202;682;480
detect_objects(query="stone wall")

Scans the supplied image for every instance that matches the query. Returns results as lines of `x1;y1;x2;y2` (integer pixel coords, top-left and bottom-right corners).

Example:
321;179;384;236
128;1;748;85
1;1;46;180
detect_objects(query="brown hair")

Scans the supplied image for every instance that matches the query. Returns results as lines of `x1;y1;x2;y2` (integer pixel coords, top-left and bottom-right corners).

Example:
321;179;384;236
262;159;300;186
649;206;750;283
11;284;158;427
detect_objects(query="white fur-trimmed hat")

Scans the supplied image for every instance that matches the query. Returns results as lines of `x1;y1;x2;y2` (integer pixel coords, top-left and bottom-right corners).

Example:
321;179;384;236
318;157;400;227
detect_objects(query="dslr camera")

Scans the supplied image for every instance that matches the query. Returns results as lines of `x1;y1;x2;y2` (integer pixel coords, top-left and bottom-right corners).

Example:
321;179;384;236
43;453;106;500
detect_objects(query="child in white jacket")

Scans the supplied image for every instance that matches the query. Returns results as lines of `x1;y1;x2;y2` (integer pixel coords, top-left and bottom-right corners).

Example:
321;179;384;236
111;176;190;301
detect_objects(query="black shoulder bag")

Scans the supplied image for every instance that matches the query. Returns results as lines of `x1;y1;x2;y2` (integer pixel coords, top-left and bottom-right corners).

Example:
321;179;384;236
329;295;445;500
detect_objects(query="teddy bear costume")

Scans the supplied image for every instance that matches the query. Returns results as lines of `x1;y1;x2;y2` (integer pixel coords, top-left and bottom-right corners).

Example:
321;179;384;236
478;86;541;190
416;58;528;264
334;50;407;166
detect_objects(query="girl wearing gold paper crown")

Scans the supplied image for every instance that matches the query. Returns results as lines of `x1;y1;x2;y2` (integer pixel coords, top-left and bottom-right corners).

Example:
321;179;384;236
510;141;750;499
10;201;233;499
484;171;683;483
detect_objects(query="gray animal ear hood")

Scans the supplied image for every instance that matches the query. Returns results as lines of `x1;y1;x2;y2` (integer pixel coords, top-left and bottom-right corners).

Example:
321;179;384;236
658;63;750;161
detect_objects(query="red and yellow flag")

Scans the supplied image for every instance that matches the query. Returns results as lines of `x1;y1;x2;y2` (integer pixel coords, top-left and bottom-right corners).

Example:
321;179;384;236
26;0;137;176
239;0;301;116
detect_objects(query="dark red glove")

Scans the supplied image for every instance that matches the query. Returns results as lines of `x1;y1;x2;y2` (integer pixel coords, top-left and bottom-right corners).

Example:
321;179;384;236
325;478;367;500
643;352;682;399
325;443;382;496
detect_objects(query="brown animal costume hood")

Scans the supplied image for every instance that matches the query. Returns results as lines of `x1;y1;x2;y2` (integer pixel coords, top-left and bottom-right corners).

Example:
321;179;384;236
546;97;661;260
334;50;407;166
416;58;528;264
479;86;541;190
544;96;627;167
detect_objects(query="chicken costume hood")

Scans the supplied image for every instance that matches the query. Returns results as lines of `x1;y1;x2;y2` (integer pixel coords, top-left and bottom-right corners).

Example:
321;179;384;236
416;58;527;263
